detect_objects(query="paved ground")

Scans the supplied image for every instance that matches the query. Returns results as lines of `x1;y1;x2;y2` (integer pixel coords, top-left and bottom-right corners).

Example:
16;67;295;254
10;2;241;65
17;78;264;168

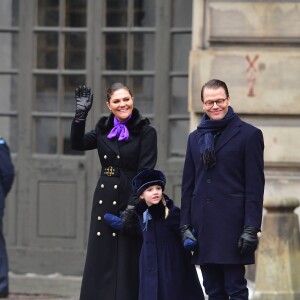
8;269;255;300
9;273;80;300
4;294;70;300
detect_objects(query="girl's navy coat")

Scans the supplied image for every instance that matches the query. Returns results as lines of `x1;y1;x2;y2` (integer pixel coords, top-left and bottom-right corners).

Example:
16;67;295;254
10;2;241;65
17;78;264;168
180;114;264;265
136;196;204;300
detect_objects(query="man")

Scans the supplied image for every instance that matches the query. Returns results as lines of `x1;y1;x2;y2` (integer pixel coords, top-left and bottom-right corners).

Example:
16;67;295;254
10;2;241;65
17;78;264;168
0;137;15;298
180;79;264;299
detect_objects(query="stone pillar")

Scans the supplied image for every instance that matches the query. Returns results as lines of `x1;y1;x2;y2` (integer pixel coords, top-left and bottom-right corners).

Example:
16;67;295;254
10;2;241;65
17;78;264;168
254;197;300;300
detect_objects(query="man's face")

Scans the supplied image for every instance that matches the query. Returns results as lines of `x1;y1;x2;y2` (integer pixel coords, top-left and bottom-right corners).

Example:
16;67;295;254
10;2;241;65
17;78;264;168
202;87;230;120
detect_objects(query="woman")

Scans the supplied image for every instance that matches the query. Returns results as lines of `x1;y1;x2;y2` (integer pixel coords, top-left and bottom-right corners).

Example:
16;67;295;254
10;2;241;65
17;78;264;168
70;83;157;300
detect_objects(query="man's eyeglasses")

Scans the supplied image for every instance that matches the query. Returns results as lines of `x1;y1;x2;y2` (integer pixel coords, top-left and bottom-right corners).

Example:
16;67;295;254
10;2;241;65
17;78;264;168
203;98;227;109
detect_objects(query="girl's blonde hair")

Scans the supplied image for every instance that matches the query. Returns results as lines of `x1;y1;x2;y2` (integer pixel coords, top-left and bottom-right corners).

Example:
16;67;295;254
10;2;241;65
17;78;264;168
139;194;169;219
161;195;169;219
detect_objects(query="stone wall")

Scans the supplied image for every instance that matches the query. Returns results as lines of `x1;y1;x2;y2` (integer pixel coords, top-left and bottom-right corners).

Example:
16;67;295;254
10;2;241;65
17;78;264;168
190;0;300;220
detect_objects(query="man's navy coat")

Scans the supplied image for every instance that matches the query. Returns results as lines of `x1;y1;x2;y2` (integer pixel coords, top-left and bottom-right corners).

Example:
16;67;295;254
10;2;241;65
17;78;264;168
180;114;264;265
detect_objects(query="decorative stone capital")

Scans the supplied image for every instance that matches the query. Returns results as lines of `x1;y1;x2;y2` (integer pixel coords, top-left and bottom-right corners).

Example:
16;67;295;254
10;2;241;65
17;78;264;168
263;197;299;213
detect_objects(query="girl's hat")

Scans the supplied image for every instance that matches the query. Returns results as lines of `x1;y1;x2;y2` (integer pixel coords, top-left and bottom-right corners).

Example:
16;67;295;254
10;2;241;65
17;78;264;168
132;169;166;196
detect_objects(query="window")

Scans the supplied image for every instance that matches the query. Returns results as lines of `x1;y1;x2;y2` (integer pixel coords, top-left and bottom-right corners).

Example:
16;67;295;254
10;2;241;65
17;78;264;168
168;0;192;158
33;0;87;155
100;0;156;117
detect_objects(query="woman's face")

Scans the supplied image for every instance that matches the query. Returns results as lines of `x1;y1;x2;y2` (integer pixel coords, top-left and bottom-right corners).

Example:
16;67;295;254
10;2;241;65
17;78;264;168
140;185;163;207
106;88;134;122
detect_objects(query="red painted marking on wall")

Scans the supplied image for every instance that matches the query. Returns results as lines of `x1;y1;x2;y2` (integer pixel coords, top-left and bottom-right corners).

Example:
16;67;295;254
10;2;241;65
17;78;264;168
247;77;256;97
246;55;259;73
245;54;259;97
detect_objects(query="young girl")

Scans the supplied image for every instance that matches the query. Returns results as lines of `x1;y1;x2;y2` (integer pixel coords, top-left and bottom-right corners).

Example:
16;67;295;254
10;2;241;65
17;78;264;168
105;169;204;300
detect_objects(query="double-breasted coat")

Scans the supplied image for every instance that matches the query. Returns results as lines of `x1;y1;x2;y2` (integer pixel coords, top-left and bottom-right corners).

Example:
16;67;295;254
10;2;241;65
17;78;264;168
180;114;264;265
71;108;157;300
135;196;204;300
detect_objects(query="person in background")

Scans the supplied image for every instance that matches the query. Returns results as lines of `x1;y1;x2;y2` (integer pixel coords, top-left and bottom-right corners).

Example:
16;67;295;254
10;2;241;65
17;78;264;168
0;137;15;298
180;79;265;300
105;169;205;300
70;83;157;300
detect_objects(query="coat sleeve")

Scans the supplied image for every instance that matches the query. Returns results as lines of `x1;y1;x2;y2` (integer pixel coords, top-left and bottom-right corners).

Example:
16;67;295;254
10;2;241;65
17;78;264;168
70;119;97;151
244;128;265;230
166;205;181;230
137;126;157;171
180;134;196;228
0;140;15;196
128;125;157;206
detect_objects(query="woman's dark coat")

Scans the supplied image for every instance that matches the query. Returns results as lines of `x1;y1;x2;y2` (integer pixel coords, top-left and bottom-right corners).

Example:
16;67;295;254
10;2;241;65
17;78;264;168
71;108;157;300
135;197;204;300
180;115;264;265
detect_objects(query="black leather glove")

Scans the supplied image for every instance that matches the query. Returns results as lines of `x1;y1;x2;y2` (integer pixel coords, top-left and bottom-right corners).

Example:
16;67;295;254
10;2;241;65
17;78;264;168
180;225;197;251
238;226;259;255
121;205;137;223
121;205;141;236
74;85;93;120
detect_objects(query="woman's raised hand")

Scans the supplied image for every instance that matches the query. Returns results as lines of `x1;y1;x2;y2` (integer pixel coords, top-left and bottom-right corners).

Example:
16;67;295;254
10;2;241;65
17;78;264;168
74;85;93;120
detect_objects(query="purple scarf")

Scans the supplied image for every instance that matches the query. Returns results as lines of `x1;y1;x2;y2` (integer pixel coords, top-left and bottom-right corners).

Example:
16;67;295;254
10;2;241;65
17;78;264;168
107;115;132;141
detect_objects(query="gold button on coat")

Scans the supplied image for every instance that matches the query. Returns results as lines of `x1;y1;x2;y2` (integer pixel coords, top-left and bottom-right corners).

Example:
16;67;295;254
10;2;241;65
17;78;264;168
101;184;104;188
112;233;116;237
114;185;118;189
97;232;101;236
113;201;117;205
99;200;103;204
97;216;101;220
104;155;107;159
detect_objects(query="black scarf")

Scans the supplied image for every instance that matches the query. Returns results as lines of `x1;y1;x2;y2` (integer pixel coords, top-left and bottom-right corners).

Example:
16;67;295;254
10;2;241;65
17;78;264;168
197;106;236;170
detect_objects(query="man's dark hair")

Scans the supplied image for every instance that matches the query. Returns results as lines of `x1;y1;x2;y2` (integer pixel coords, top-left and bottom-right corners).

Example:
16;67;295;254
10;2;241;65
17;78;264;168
201;79;229;102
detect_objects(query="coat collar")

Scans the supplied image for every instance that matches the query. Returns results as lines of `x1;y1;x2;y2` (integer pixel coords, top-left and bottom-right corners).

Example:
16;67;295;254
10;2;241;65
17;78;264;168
96;108;150;154
195;114;242;152
96;108;149;134
215;115;242;152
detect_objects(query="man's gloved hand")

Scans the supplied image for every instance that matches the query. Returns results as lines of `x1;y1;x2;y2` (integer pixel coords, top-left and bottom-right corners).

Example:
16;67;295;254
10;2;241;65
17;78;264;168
238;226;259;255
180;225;197;251
75;85;93;120
104;213;122;231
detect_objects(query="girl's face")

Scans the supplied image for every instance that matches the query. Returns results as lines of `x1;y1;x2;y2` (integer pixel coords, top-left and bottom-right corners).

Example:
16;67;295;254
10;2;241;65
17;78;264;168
106;88;134;122
140;185;163;206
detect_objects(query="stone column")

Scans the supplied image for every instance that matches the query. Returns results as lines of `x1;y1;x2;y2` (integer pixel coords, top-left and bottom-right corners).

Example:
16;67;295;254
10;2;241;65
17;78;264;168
254;197;300;300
